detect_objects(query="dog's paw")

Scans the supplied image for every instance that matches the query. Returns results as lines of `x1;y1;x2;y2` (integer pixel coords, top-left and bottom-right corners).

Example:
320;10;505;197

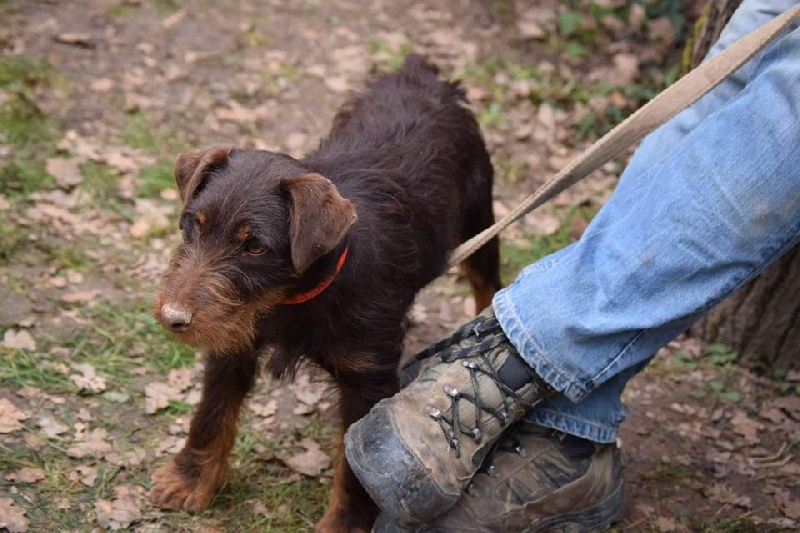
149;459;220;511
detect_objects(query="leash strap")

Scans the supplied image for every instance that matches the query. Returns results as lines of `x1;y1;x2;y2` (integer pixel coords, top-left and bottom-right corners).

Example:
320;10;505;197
449;4;800;267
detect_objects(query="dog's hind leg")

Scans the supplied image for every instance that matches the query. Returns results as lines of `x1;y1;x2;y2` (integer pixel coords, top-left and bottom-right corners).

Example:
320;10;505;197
461;166;502;315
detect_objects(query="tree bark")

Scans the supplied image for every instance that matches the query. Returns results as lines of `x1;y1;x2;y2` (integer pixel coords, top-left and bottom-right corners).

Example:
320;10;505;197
688;0;799;370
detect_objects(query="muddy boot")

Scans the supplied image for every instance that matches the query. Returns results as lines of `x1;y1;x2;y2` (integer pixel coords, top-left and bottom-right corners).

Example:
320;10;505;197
344;308;555;526
372;423;625;533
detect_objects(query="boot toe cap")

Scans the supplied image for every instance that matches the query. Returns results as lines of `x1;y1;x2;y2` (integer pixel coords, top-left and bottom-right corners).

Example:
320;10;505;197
344;401;458;525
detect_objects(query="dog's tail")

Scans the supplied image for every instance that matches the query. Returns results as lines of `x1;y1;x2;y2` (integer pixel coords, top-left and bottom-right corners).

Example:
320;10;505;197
398;54;467;103
400;53;441;78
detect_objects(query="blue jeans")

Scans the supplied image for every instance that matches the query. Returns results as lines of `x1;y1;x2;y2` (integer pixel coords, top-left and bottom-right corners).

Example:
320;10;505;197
493;0;800;443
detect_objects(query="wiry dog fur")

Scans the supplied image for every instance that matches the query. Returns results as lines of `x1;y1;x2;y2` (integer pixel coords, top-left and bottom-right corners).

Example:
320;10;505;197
149;55;501;532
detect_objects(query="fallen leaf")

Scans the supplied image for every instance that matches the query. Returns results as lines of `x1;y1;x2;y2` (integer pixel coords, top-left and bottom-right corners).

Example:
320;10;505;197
730;410;762;443
94;485;143;530
250;399;277;418
0;497;29;532
3;330;36;351
613;53;640;84
155;436;186;457
324;77;349;93
105;448;146;468
0;398;29;434
144;382;183;414
70;363;106;394
524;211;561;235
67;428;112;459
60;290;102;304
90;78;114;93
285;438;331;477
55;32;94;47
706;483;752;509
5;468;44;484
162;9;186;28
655;516;678;532
293;403;315;415
46;158;82;189
68;465;97;487
167;367;194;391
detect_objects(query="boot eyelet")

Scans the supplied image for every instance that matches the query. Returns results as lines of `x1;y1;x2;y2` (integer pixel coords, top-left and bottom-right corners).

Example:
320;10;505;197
425;406;443;420
443;385;460;398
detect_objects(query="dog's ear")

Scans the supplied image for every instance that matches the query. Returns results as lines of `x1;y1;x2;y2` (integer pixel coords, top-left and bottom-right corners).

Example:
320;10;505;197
281;173;357;273
174;145;233;204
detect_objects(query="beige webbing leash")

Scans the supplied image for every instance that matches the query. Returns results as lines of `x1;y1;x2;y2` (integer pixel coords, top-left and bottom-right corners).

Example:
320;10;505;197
449;4;800;267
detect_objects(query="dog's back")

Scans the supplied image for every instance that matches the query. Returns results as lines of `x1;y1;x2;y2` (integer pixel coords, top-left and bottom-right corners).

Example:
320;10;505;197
304;55;496;290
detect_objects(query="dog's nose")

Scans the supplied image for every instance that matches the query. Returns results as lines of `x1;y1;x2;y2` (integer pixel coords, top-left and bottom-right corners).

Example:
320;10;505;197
161;303;193;332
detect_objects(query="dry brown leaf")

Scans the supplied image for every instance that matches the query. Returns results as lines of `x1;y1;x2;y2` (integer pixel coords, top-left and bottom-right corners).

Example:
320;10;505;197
250;399;277;418
655;516;678;532
70;363;106;394
3;330;36;351
155;436;186;457
144;382;183;414
105;448;146;468
68;465;98;487
5;468;44;484
707;483;752;509
167;367;194;391
285;438;331;477
0;497;29;533
324;77;349;93
46;158;82;189
524;211;561;235
94;485;143;530
67;428;112;459
730;410;762;443
295;387;323;406
293;403;315;416
0;398;29;434
55;33;93;46
613;53;640;84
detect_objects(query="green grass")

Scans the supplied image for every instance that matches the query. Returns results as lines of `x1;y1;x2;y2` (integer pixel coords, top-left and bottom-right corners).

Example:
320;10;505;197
0;211;29;265
0;56;61;199
123;112;187;159
136;161;176;198
499;208;590;284
78;161;124;208
0;347;74;392
65;297;197;374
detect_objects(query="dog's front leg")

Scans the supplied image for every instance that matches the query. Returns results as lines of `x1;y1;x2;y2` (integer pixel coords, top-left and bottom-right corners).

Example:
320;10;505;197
317;375;399;533
150;350;258;511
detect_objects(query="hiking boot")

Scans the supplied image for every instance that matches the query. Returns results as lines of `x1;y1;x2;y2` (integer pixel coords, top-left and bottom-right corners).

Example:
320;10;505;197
372;423;625;532
344;309;555;526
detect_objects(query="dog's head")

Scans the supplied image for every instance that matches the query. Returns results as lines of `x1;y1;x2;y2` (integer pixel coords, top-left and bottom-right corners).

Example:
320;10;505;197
154;145;357;353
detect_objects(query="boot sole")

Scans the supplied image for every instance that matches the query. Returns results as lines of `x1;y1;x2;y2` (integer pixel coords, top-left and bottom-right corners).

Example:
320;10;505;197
371;478;625;532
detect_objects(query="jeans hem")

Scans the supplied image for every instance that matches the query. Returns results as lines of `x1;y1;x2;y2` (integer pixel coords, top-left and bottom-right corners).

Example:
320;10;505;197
493;290;591;402
524;408;619;444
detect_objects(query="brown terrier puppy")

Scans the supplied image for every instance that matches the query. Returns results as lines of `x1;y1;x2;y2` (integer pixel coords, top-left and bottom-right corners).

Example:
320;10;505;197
149;54;501;532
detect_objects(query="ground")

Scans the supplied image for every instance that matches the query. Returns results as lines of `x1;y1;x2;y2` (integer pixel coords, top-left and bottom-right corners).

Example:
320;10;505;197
0;0;798;532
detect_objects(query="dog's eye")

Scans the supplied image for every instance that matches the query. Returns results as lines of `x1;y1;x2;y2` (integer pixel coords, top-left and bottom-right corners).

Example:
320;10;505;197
245;241;266;256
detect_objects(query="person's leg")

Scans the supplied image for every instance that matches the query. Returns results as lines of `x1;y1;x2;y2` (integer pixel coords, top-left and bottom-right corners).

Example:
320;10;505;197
346;3;800;528
500;19;800;443
624;0;800;179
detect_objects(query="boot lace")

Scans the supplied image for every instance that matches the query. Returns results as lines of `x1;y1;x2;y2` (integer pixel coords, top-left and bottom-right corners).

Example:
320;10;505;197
420;315;551;458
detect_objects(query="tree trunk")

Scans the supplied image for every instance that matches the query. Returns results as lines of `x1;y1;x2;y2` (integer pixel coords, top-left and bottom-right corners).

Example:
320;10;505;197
688;0;799;370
